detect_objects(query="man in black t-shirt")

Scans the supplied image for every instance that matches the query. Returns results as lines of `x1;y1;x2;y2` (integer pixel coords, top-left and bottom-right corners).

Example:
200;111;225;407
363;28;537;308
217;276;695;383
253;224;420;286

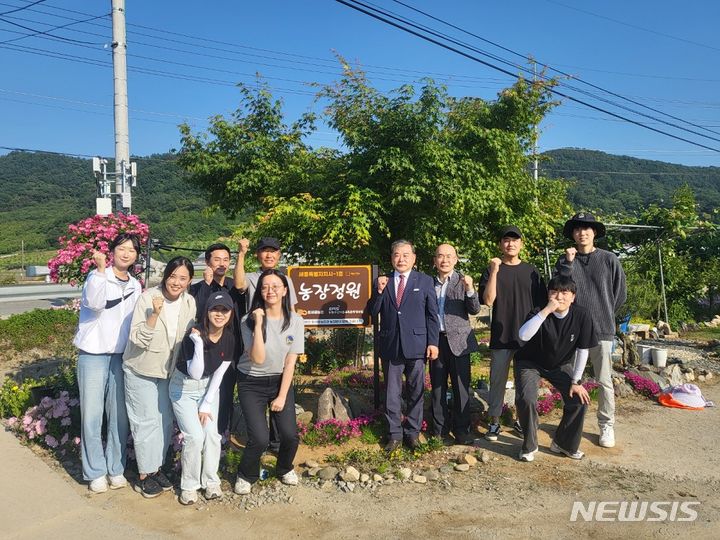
514;276;597;462
479;226;546;441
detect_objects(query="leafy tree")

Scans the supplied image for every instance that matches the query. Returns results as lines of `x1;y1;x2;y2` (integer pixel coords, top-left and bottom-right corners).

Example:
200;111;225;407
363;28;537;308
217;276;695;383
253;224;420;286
178;64;571;277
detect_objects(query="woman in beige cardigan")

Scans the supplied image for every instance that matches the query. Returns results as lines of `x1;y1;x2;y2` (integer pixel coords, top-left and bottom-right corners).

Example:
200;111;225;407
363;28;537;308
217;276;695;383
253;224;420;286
123;256;196;498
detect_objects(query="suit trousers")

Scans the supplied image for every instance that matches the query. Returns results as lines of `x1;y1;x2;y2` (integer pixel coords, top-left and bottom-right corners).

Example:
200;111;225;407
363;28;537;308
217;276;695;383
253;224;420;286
429;334;471;437
383;355;426;440
514;359;587;455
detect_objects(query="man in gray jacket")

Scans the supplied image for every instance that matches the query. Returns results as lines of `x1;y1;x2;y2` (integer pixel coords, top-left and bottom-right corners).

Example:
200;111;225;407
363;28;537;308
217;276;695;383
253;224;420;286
555;212;626;448
430;243;481;444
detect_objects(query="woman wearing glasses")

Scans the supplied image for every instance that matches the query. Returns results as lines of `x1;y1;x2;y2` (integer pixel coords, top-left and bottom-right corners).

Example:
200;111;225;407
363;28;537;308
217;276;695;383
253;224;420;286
233;269;304;495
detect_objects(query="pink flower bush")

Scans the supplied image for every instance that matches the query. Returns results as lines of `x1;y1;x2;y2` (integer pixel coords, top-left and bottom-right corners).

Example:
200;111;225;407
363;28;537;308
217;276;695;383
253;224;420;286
6;390;80;457
298;413;379;446
48;213;149;287
624;371;661;397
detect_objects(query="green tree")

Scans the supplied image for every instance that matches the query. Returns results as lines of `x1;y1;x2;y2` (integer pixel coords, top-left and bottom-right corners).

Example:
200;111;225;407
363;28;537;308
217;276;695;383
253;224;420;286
178;64;571;277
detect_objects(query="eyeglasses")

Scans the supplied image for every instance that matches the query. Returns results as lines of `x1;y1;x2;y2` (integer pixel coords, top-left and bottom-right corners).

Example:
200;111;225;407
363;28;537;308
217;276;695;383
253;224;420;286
260;285;284;293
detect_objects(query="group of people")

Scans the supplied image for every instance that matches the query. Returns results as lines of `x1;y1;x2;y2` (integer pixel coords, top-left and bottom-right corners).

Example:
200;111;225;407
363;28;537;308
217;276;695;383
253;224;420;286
73;210;626;504
371;212;626;463
74;236;303;505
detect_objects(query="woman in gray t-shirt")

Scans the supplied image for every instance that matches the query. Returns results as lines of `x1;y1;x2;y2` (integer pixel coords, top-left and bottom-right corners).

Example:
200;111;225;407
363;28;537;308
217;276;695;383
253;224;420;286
234;270;304;495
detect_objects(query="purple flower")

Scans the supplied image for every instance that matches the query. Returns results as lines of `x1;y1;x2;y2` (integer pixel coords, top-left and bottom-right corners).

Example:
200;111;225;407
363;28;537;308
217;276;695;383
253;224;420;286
45;435;59;448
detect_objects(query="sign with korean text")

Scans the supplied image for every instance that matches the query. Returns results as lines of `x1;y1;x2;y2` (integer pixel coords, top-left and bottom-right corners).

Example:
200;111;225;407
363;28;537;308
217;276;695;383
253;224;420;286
287;265;372;327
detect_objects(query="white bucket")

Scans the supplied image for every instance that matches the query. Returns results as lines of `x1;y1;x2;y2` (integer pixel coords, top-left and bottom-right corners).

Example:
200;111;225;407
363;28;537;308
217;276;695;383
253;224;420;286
651;348;668;368
636;345;652;364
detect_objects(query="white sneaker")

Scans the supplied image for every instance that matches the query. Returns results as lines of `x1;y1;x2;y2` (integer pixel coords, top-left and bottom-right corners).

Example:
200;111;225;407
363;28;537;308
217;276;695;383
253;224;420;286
519;448;538;462
550;440;584;460
108;474;127;490
280;469;299;486
89;476;108;493
204;484;223;500
599;425;615;448
234;476;251;495
179;489;198;506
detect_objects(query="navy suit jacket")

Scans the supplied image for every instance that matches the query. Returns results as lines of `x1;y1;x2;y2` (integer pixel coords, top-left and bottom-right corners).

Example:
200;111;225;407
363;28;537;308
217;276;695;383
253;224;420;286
370;270;440;361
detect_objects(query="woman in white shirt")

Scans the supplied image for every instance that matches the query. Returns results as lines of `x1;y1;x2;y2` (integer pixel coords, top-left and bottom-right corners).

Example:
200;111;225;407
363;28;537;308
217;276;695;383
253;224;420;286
74;233;142;493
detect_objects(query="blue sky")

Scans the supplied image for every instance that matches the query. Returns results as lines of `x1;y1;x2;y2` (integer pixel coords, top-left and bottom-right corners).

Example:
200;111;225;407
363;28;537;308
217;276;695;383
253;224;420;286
1;0;719;167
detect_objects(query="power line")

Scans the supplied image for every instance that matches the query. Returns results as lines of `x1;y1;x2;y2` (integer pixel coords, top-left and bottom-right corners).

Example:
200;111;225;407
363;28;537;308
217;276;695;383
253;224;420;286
0;0;43;16
334;0;720;153
388;0;720;139
0;12;106;45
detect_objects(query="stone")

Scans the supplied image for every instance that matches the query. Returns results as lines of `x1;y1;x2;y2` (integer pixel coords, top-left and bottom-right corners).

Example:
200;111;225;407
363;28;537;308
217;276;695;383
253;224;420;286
360;473;370;483
398;467;412;480
412;474;427;484
423;469;441;481
439;465;454;475
296;411;314;426
479;451;491;464
304;459;320;469
706;372;714;380
613;381;634;398
306;467;321;477
662;364;684;387
340;466;361;483
454;463;470;472
295;403;305;415
458;453;477;466
698;375;706;382
683;370;695;383
372;474;384;482
317;388;353;422
317;467;339;480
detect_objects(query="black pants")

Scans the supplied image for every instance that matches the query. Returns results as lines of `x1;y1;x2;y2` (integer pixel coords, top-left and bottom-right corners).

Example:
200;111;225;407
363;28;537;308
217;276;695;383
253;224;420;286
236;373;298;483
514;359;587;454
429;333;471;437
217;363;235;435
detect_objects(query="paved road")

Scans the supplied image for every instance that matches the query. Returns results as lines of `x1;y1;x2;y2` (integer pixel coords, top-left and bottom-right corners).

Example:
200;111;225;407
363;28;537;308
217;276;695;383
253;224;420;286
0;283;80;318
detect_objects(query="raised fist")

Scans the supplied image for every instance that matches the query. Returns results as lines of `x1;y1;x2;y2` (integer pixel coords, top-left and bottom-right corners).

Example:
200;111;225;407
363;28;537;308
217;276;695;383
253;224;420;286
92;250;107;272
463;274;474;291
489;257;502;272
565;247;577;263
203;266;214;285
152;295;164;314
377;276;389;293
238;238;250;256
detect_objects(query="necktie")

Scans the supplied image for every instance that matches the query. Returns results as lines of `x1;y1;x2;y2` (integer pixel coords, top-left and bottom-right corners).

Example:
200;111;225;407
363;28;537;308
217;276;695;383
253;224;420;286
396;274;405;307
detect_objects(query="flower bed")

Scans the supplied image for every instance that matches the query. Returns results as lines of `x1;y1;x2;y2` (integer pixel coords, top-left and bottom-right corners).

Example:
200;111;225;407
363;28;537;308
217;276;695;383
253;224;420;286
623;371;662;397
298;413;379;447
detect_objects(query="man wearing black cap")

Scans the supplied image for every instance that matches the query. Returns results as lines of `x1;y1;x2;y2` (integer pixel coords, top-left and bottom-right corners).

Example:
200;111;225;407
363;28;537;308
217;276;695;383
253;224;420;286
555;212;626;448
479;226;546;441
234;237;298;311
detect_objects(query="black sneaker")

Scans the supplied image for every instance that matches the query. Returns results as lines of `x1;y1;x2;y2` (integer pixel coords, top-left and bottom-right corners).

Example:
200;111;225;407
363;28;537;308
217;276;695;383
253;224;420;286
134;475;163;498
513;420;523;435
152;471;173;491
485;423;501;441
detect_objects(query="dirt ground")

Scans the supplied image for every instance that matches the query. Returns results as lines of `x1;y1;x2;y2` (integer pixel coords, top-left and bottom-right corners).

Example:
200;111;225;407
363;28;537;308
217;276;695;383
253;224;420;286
9;381;716;539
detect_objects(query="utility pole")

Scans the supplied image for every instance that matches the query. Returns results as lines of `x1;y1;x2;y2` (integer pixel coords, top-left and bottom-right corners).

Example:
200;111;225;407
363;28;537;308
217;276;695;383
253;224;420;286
532;60;552;279
111;0;134;214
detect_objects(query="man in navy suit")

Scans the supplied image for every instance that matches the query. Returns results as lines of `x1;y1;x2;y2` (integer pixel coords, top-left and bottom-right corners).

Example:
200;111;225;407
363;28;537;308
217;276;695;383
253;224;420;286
370;240;440;452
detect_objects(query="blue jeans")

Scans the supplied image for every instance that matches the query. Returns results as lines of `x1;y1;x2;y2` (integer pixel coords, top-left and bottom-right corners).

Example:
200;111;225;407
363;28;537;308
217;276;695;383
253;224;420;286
169;370;222;491
123;366;174;475
77;352;129;481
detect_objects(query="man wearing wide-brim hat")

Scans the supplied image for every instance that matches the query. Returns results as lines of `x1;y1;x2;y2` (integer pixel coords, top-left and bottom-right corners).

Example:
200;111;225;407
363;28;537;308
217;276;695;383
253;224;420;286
555;212;626;449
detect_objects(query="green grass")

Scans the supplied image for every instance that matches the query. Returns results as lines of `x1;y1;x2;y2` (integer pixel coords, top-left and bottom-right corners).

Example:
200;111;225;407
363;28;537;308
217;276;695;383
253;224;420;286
682;326;720;342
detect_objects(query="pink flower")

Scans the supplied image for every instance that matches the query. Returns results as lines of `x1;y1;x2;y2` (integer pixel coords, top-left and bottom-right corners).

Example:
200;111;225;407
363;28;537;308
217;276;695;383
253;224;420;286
45;435;59;448
73;436;81;445
60;433;69;445
6;417;18;428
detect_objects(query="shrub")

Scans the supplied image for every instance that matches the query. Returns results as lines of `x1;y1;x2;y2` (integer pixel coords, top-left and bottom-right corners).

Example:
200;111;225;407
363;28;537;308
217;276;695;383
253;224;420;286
624;371;662;397
298;413;379;447
301;328;367;374
0;309;78;352
0;377;34;418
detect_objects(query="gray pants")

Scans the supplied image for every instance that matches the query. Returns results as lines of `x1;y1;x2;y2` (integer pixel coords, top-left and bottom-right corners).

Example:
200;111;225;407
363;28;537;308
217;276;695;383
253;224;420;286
488;349;517;418
590;340;615;428
514;359;587;454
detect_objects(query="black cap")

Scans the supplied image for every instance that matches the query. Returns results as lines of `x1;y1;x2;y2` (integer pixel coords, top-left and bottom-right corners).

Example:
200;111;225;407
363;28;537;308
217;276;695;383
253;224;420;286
256;237;281;251
563;212;606;240
498;225;522;240
205;290;234;312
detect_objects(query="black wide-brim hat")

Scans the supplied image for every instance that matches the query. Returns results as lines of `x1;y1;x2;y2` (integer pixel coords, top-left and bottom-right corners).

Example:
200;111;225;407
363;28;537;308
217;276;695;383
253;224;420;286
563;212;606;240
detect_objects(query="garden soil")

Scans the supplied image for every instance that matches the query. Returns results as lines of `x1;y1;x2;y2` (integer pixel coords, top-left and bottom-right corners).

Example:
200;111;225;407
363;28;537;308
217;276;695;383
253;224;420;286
3;378;718;539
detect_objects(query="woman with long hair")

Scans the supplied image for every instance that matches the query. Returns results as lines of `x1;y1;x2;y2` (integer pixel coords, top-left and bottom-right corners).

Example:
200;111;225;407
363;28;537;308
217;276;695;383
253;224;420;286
74;233;142;493
170;290;238;505
233;269;304;495
123;256;196;498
